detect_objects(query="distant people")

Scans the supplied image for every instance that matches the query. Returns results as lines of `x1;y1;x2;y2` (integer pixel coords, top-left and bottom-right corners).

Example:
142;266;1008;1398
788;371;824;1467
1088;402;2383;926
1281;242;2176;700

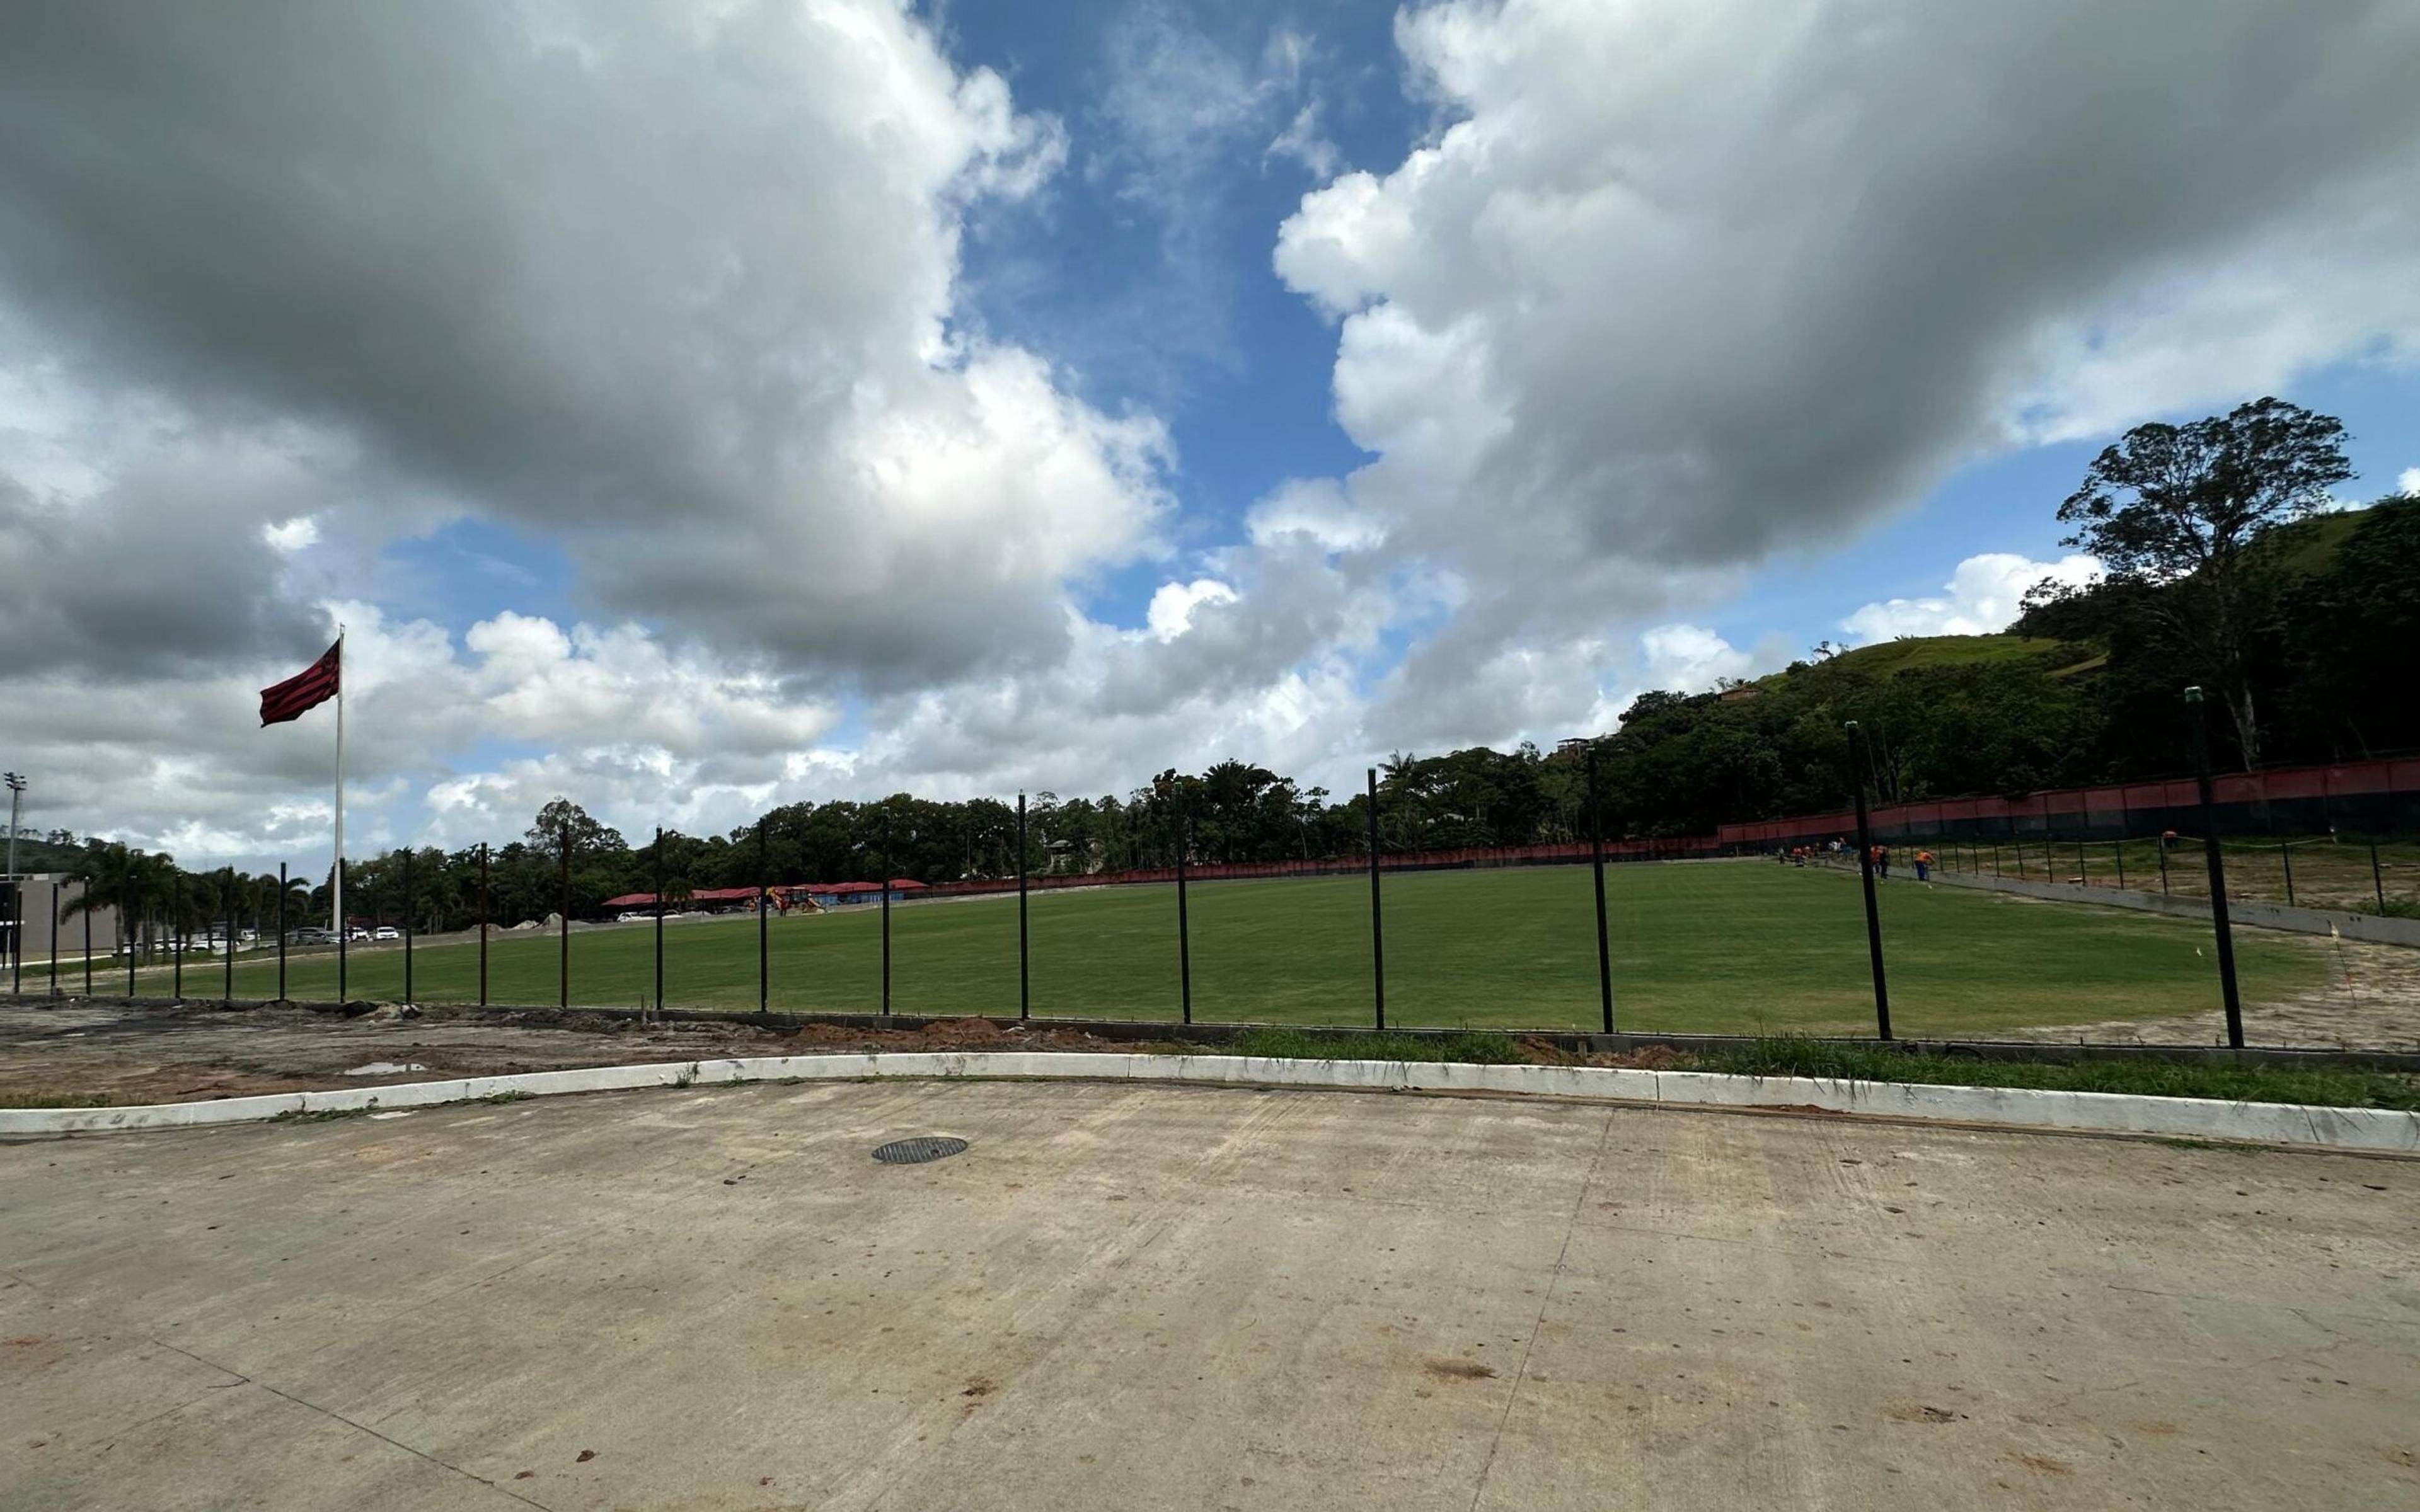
2161;828;2180;852
1869;843;1889;879
1914;847;1933;882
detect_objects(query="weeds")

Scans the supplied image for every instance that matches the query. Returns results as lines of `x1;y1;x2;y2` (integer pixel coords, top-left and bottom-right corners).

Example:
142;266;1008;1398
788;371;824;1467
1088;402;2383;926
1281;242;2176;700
1681;1035;2420;1111
1229;1026;1526;1064
272;1104;375;1123
0;1092;113;1109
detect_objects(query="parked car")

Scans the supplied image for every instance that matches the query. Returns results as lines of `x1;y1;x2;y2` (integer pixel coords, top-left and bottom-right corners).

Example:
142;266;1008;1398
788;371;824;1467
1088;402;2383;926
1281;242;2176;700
372;925;401;941
348;926;371;942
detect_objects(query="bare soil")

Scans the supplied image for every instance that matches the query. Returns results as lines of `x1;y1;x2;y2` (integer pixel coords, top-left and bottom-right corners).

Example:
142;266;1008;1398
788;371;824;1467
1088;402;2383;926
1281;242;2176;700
2003;937;2420;1050
0;1003;1179;1108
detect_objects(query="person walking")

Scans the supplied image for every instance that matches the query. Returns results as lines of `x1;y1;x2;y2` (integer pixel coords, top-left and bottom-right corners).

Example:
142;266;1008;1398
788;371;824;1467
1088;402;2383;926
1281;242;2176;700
1872;843;1890;880
1914;847;1933;882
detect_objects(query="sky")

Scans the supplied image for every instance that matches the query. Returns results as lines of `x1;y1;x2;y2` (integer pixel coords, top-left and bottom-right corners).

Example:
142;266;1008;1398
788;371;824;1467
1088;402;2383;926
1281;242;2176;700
4;0;2419;873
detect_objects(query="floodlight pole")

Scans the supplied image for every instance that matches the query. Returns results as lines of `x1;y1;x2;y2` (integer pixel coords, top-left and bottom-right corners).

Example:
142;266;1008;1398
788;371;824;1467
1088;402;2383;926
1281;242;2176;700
2186;687;2245;1048
1845;722;1891;1041
653;827;665;1018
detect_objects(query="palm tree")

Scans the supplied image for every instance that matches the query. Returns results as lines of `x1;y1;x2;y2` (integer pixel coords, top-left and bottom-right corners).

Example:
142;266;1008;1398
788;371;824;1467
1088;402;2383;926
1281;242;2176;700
60;843;176;960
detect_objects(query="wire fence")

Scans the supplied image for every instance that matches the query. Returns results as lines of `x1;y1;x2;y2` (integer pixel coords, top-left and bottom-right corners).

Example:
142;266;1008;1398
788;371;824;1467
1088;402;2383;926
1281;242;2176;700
8;775;2417;1052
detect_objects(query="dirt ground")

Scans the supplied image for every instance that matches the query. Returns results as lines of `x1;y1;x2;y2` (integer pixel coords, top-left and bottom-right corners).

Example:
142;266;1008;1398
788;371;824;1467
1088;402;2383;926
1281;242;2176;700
2003;936;2420;1050
0;1002;1707;1108
0;1002;1170;1106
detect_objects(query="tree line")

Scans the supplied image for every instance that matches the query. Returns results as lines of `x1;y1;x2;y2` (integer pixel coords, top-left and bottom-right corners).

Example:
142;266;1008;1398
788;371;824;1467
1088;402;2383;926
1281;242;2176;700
29;398;2413;943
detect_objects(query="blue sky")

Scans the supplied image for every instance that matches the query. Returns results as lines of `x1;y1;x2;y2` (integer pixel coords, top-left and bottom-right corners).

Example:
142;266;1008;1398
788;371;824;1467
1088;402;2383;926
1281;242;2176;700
4;0;2418;868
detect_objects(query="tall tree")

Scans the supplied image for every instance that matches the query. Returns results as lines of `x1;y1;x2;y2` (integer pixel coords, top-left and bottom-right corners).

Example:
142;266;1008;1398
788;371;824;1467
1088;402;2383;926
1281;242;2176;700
2055;396;2352;766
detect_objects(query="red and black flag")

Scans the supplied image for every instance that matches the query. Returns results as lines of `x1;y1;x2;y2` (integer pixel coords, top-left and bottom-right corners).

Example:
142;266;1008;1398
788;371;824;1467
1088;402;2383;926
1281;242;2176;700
260;639;341;726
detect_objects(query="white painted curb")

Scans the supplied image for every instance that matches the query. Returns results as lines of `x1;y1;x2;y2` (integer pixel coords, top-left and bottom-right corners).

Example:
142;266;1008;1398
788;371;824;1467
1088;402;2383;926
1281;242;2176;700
3;1053;2413;1152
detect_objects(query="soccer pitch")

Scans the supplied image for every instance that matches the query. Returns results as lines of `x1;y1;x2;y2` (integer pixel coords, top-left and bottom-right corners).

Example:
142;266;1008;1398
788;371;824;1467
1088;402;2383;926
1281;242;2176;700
165;861;2324;1038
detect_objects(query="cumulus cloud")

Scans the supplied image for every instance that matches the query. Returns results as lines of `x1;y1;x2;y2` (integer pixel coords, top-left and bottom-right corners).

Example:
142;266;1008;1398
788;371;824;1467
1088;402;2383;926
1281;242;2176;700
1273;0;2420;721
1637;625;1756;694
0;0;1154;688
2400;467;2420;497
9;0;2420;868
1841;554;2104;643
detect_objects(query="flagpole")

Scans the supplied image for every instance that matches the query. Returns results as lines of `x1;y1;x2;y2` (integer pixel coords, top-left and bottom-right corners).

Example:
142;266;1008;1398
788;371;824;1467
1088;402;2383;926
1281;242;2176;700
332;627;345;936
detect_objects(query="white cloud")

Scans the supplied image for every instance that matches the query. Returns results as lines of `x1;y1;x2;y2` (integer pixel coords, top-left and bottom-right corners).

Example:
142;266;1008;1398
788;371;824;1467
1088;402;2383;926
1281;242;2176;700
262;516;320;553
2400;467;2420;497
0;0;1158;687
1266;103;1342;180
1244;478;1388;553
1842;554;2102;643
1270;0;2420;738
1144;579;1240;642
1638;624;1754;694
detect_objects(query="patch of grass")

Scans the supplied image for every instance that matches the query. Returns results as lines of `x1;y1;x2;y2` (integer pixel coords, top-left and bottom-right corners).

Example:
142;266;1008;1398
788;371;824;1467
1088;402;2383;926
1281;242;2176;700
272;1104;376;1123
1680;1036;2420;1111
2356;898;2420;920
1229;1026;1526;1063
168;861;2328;1038
0;1091;113;1109
470;1091;533;1105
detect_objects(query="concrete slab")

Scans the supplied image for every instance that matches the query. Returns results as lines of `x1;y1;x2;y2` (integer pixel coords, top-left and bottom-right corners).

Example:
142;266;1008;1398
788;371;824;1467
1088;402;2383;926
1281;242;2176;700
1;1080;2414;1510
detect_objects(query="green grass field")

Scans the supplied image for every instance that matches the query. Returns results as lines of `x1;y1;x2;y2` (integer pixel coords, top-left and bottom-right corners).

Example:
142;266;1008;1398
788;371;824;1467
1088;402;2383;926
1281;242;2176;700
135;861;2325;1038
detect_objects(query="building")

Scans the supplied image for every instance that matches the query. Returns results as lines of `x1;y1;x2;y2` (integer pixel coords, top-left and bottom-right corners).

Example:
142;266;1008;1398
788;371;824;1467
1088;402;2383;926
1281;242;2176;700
2;873;125;971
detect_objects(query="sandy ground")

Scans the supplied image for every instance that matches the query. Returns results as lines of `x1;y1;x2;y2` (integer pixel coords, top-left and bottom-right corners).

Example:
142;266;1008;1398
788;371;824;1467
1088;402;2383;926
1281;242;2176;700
2;1079;2412;1510
2004;938;2420;1050
0;1001;1178;1107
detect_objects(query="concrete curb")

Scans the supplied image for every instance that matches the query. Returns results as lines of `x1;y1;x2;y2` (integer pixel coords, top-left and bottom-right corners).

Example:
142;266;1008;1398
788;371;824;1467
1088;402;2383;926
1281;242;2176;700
4;1053;2414;1152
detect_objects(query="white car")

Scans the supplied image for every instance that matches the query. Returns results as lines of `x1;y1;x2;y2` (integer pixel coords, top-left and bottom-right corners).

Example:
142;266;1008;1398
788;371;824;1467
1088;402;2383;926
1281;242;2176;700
373;925;401;941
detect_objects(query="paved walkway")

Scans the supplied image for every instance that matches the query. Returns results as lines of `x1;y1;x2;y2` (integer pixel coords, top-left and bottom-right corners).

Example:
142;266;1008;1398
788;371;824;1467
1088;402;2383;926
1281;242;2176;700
3;1081;2414;1509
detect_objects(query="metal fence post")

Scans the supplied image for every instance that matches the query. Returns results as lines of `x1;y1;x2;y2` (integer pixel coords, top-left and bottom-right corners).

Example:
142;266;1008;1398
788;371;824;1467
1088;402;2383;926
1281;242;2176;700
2113;840;2125;891
2186;687;2244;1048
223;870;234;1004
757;818;769;1015
1587;743;1613;1034
125;881;135;998
558;829;570;1011
2279;839;2295;907
1366;768;1385;1032
880;810;893;1019
401;849;413;1004
171;872;182;1002
2076;840;2087;886
277;862;288;1002
1017;794;1030;1021
83;889;93;997
2373;842;2388;913
1845;723;1891;1041
478;844;490;1008
1175;791;1192;1025
652;827;665;1017
337;856;348;1004
49;881;59;997
2158;839;2170;896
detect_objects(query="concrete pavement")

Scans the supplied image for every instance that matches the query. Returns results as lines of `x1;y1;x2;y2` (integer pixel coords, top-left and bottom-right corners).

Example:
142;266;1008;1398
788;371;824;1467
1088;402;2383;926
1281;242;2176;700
3;1080;2414;1509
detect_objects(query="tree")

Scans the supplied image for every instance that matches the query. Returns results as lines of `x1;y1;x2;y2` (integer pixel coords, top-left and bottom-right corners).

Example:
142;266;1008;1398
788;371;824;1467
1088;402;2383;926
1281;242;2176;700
2056;397;2352;767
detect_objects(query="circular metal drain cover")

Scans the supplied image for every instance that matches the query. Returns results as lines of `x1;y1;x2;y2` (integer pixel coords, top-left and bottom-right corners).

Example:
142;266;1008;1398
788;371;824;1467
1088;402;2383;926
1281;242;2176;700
872;1136;969;1165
